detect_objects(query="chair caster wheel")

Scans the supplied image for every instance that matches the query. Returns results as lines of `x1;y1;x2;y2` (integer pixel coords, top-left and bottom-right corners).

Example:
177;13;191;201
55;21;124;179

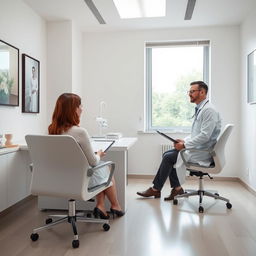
173;199;178;205
86;213;92;218
199;206;204;213
72;239;79;248
103;223;110;231
226;202;232;209
30;233;39;241
45;218;53;224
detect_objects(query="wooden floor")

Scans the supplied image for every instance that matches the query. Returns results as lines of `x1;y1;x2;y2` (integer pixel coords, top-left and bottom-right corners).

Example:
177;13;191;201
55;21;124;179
0;178;256;256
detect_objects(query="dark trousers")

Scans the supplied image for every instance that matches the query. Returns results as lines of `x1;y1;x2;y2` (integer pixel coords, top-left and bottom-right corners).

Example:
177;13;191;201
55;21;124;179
153;149;180;191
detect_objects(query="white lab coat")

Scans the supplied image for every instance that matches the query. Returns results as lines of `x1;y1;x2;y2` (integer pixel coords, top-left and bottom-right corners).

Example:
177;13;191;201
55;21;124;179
176;99;221;185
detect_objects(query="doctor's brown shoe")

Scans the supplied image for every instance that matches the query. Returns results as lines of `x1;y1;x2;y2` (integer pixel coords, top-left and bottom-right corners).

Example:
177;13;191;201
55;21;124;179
164;187;185;201
137;187;161;198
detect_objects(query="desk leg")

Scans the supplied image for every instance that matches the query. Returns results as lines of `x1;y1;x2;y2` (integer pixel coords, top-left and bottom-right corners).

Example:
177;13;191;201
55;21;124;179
104;150;127;212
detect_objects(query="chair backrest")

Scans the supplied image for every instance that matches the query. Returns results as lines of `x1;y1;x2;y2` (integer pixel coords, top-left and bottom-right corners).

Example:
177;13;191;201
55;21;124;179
25;135;105;201
210;124;234;174
186;124;234;174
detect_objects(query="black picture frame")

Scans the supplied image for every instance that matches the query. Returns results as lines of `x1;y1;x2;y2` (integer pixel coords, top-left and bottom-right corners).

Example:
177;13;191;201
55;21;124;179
0;39;19;106
22;54;40;113
247;49;256;104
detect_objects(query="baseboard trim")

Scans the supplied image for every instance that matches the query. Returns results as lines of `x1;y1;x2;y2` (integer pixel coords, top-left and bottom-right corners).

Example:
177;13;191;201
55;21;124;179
128;174;155;179
128;174;239;182
0;195;35;217
238;178;256;196
1;178;255;218
128;174;256;195
186;176;240;182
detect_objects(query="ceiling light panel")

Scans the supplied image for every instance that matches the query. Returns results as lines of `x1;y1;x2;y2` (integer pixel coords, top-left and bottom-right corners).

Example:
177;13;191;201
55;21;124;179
113;0;166;19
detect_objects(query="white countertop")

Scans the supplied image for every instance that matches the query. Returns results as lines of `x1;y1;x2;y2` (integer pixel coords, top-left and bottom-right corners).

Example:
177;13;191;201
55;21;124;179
0;137;138;155
107;137;137;151
0;146;20;155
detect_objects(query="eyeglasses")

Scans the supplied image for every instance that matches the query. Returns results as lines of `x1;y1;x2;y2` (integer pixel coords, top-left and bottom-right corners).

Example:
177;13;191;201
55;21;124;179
187;89;201;94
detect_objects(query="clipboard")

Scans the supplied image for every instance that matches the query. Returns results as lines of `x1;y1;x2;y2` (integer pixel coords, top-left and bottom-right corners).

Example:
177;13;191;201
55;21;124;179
91;140;115;153
156;130;178;143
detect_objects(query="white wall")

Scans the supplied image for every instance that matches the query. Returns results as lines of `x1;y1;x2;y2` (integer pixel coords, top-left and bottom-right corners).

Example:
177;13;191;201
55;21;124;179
240;9;256;190
46;20;83;124
72;22;83;96
0;1;243;179
46;21;72;123
0;0;47;141
82;26;241;176
0;0;84;139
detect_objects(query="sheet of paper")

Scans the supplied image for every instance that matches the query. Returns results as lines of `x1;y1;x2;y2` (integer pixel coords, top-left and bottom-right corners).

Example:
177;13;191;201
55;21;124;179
91;140;115;153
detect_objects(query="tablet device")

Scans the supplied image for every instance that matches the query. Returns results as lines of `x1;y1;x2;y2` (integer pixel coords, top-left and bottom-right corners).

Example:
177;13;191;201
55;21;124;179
103;140;115;152
91;140;115;153
156;130;178;143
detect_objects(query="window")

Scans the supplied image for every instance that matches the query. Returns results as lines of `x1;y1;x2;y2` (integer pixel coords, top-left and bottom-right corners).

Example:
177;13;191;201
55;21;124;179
146;41;209;132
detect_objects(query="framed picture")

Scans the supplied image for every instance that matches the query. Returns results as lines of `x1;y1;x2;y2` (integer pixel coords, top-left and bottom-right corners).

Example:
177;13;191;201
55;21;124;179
247;49;256;104
0;39;19;106
22;54;40;113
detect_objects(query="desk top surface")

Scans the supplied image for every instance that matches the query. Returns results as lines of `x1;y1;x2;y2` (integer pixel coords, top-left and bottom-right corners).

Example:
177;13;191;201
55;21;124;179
0;146;20;155
93;137;137;151
0;137;138;155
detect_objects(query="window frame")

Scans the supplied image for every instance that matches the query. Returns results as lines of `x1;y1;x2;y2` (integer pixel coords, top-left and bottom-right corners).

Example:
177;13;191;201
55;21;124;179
145;41;210;132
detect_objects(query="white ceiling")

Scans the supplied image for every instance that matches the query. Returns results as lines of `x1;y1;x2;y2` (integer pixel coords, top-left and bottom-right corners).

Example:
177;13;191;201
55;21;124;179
23;0;256;32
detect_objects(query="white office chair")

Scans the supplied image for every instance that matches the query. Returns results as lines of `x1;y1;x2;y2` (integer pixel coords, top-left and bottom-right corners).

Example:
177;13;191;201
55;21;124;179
173;124;234;213
25;135;115;248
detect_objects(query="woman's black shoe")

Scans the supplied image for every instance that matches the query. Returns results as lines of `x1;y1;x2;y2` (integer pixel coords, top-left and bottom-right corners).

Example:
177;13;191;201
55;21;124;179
93;207;109;219
110;208;125;218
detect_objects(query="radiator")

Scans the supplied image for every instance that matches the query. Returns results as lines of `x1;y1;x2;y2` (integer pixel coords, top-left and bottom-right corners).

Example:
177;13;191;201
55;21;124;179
161;144;173;155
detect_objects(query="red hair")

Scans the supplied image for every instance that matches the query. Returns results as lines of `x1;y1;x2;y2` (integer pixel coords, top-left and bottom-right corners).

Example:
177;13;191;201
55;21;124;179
48;93;81;135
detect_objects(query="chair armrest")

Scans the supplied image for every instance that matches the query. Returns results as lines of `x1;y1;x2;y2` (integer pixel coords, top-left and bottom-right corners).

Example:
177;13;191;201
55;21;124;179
87;161;115;187
179;148;215;167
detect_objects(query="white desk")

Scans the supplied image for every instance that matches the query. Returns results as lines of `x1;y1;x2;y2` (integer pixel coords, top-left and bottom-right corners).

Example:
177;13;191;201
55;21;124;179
36;137;137;212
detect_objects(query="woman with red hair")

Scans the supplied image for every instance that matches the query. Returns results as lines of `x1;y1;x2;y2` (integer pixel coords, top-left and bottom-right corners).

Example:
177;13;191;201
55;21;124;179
49;93;124;219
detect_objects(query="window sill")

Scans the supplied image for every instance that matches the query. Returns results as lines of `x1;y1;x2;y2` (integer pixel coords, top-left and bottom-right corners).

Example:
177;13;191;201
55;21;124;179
137;130;190;135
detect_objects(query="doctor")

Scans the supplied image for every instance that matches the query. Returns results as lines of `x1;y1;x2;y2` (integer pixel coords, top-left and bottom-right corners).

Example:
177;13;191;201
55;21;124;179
137;81;221;200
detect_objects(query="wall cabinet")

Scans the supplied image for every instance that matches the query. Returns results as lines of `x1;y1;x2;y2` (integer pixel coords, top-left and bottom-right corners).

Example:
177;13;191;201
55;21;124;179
0;151;31;212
